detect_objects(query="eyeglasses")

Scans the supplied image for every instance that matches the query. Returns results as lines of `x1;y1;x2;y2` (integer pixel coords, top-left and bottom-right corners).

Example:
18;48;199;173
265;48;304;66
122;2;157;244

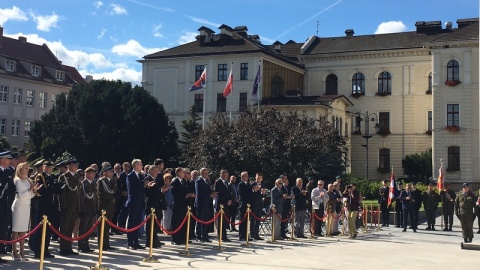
318;184;323;186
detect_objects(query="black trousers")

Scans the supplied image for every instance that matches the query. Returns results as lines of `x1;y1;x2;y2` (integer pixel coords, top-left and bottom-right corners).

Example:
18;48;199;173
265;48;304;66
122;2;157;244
402;207;416;229
78;214;96;250
250;205;262;237
33;207;53;255
443;206;454;227
314;206;324;235
281;207;290;237
380;202;389;225
0;201;9;253
228;203;238;229
170;206;187;244
395;202;403;226
239;207;248;239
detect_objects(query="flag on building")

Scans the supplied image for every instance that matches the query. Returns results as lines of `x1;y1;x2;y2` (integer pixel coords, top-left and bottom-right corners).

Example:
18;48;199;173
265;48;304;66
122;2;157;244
437;164;444;190
252;65;260;98
223;68;233;97
190;67;206;91
387;169;397;206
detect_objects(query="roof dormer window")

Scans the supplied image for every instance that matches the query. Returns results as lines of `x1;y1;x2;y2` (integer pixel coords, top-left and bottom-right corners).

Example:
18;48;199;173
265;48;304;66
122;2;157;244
6;60;15;72
56;70;64;81
31;65;40;77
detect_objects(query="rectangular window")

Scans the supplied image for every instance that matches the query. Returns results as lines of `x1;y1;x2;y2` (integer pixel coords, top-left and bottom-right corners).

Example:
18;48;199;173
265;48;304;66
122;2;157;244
218;64;227;81
195;65;205;81
6;60;15;72
239;92;247;112
39;92;47;108
52;94;57;106
194;94;203;113
24;121;31;137
0;119;6;135
56;70;64;81
379;149;390;169
427;111;432;131
31;65;40;77
0;85;8;102
26;90;34;106
447;104;459;127
378;112;390;133
240;63;248;80
13;88;21;104
216;94;226;112
447;146;460;171
11;120;19;136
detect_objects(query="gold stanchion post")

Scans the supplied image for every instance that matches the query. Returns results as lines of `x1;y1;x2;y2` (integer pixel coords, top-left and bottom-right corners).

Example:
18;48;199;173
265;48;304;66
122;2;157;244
362;203;367;233
287;206;297;241
39;215;48;270
179;207;193;257
375;204;382;231
326;205;332;237
241;204;253;247
267;206;276;243
309;206;316;239
393;202;396;227
91;210;109;270
213;205;226;251
143;208;159;263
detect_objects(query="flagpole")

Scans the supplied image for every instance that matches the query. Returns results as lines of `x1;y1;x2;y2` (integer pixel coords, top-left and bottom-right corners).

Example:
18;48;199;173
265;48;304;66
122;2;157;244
229;61;233;125
257;59;261;114
203;63;207;130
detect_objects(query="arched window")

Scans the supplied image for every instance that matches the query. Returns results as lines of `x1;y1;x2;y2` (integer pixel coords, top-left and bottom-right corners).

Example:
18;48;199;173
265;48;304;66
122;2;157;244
378;71;392;94
447;146;460;171
447;60;459;81
379;148;390;169
352;72;365;95
271;76;284;97
325;74;338;95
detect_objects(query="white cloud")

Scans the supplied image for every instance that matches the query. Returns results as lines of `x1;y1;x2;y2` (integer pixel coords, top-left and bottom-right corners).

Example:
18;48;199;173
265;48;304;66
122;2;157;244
374;21;408;34
93;1;103;9
88;67;142;85
126;0;173;12
153;24;162;38
178;31;197;45
97;28;107;39
185;15;220;28
30;11;60;32
110;4;127;15
0;6;29;25
112;39;166;58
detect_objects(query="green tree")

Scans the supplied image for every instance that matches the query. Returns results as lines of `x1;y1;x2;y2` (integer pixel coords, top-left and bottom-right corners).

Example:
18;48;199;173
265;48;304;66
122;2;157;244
186;109;346;186
179;105;202;164
402;149;432;184
29;79;179;165
0;136;11;152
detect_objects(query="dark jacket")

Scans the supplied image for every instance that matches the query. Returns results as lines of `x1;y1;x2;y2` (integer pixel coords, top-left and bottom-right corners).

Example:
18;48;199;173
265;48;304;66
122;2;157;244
214;178;232;211
125;171;144;209
195;177;211;209
238;180;252;210
271;187;284;214
343;189;361;211
291;185;307;211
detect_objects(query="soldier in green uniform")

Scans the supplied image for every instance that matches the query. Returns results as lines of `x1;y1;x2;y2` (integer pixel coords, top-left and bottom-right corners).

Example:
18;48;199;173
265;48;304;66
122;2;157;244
97;164;117;250
440;183;456;231
454;183;476;243
423;183;439;230
78;167;98;253
57;159;82;256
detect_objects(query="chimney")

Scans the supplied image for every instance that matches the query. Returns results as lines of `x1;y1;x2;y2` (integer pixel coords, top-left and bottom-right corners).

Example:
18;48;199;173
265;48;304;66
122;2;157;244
197;26;215;44
233;26;248;37
18;36;27;42
415;21;442;34
273;41;282;52
445;21;453;30
345;29;354;37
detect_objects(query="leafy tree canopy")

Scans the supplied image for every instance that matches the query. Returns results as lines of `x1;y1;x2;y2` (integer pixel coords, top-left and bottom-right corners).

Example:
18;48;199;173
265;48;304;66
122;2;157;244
402;149;432;184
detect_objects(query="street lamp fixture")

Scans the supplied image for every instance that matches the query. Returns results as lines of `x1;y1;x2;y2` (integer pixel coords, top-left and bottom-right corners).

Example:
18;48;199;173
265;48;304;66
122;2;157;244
354;111;379;180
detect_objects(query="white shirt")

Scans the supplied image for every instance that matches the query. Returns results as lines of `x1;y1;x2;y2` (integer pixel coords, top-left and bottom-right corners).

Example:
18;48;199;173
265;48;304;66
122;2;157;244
311;187;329;209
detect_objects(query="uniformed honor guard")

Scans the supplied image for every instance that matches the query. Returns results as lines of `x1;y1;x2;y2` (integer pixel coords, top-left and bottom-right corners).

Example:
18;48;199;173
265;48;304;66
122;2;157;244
78;167;98;253
51;160;68;243
422;183;439;230
29;158;45;240
440;183;456;231
57;158;82;256
97;164;117;251
378;180;389;226
0;151;15;263
454;183;476;243
32;160;56;258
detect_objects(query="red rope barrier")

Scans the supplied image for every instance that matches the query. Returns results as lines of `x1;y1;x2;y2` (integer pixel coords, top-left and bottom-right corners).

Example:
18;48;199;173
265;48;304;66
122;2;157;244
313;212;327;222
105;216;150;233
190;212;221;225
154;215;188;235
274;212;291;223
49;219;100;242
223;212;247;226
0;221;43;244
250;210;272;222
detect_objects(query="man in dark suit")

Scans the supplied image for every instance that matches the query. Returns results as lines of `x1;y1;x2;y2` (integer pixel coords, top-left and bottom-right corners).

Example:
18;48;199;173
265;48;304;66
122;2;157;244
195;168;217;242
126;159;145;250
250;173;265;240
143;165;162;248
171;167;192;245
117;162;131;230
411;182;423;227
227;175;239;232
238;171;252;241
400;183;417;232
215;170;232;242
280;175;292;238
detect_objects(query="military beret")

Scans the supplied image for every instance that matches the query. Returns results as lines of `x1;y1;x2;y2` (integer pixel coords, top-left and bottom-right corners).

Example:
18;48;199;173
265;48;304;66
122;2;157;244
43;159;54;167
336;175;341;179
308;176;314;180
462;183;469;188
84;167;96;173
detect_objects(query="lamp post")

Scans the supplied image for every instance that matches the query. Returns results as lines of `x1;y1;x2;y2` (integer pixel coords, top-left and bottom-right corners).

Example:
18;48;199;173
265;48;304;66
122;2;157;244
355;111;379;180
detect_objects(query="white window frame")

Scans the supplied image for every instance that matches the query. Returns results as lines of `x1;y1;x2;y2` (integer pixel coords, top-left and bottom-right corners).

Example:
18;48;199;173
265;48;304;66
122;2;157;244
51;94;57;106
24;121;31;137
11;120;19;136
26;90;35;106
13;88;22;104
39;92;47;108
0;86;8;102
5;60;15;72
31;65;40;77
446;104;460;127
56;70;64;81
0;119;6;135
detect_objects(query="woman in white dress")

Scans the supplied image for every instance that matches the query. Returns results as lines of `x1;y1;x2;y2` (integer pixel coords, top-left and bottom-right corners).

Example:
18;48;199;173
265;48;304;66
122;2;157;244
11;162;41;261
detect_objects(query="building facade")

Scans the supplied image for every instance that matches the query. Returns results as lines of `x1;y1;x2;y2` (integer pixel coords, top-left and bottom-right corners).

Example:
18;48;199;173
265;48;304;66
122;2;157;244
0;27;84;149
141;19;479;183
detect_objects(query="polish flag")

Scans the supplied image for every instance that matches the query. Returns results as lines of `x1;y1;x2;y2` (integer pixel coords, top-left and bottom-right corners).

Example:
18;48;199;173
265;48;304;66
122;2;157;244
223;69;233;97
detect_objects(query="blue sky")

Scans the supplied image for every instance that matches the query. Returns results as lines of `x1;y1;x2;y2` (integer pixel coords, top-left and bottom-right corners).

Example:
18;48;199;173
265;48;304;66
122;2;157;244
0;0;477;84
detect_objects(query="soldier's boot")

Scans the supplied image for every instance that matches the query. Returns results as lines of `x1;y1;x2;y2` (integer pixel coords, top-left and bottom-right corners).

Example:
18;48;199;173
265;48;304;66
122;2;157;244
464;237;468;243
431;225;435;231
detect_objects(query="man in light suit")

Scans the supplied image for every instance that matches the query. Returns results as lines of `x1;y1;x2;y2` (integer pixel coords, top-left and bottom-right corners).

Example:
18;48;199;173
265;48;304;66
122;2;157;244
311;180;328;237
214;170;232;242
195;168;217;242
126;159;145;250
271;179;284;240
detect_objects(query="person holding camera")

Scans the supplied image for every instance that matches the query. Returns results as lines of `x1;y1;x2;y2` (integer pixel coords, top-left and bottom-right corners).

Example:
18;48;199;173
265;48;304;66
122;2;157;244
343;183;361;239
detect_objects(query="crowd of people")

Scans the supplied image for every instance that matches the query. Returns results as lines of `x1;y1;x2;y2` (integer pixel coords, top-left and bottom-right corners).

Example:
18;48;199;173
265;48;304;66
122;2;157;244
0;150;479;264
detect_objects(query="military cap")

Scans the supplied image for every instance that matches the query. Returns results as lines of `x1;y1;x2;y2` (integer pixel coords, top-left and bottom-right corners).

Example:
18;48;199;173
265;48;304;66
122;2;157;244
84;167;96;173
65;159;79;165
462;183;469;188
336;175;341;179
56;160;67;167
100;165;113;174
398;182;404;186
383;179;389;183
0;151;12;159
308;176;314;180
43;159;54;167
11;152;20;159
76;169;85;174
33;159;45;168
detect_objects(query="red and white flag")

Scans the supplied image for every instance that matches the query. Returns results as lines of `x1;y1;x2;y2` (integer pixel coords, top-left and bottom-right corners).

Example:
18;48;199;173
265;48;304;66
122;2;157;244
437;164;444;190
387;169;396;206
223;69;233;97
